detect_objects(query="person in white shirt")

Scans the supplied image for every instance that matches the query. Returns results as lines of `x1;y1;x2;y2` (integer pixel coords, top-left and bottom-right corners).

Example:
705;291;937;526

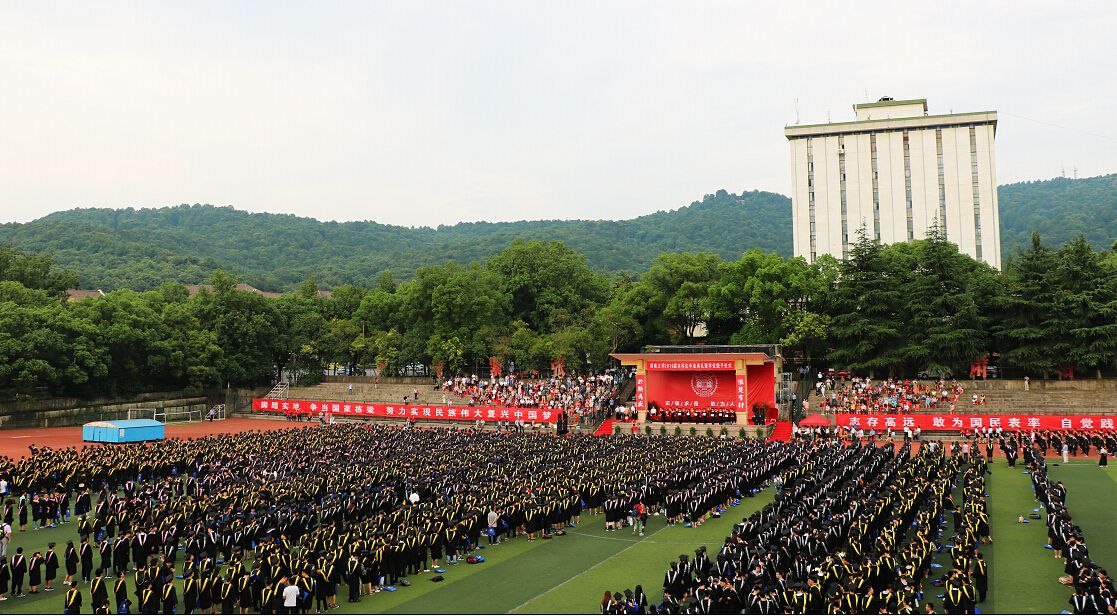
0;520;11;559
282;578;300;611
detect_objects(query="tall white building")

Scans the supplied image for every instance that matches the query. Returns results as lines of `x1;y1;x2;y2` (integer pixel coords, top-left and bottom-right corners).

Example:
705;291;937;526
785;98;1001;269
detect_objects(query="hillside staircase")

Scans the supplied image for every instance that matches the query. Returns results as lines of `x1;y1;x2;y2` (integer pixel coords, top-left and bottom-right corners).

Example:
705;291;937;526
286;382;466;405
959;379;1117;415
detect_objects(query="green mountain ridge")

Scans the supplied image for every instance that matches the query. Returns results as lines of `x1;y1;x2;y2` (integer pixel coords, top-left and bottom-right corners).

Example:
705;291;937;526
1;174;1114;291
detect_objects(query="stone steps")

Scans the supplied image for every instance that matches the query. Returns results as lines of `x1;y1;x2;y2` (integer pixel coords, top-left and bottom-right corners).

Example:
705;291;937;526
288;382;465;405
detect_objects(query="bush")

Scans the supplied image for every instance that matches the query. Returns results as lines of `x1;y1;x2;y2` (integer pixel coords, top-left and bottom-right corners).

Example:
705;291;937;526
613;425;622;435
659;425;667;435
644;425;652;435
738;427;747;439
720;427;728;437
674;426;683;436
689;426;697;437
705;427;714;437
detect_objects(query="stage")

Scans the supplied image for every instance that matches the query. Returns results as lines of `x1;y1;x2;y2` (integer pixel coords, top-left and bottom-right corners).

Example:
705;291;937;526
611;345;782;426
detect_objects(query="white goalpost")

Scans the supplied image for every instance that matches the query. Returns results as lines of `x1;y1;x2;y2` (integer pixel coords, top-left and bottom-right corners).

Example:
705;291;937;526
121;403;225;424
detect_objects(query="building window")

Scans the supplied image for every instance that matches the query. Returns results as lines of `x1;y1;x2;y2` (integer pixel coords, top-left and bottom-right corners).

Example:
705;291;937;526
970;126;983;261
903;132;914;241
838;135;849;258
806;139;817;262
936;128;947;235
870;133;881;241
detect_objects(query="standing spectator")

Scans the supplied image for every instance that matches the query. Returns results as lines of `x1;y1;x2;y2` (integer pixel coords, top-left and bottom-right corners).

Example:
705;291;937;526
283;577;300;614
487;509;500;545
0;519;10;560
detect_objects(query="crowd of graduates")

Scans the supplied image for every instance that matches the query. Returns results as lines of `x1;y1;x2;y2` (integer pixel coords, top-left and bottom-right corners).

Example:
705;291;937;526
608;438;995;614
0;423;797;614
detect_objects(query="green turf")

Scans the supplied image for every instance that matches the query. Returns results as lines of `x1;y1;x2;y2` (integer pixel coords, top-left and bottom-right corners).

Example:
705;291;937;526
982;461;1069;615
1047;460;1117;576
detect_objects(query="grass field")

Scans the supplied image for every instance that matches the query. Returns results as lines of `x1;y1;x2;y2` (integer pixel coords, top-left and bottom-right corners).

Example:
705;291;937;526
3;456;1114;614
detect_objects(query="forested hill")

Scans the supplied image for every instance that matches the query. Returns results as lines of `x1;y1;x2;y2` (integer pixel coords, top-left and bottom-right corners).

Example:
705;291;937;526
1;173;1115;291
0;190;792;291
998;173;1117;254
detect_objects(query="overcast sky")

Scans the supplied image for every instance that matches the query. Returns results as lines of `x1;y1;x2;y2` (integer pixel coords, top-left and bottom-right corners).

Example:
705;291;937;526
2;2;1114;227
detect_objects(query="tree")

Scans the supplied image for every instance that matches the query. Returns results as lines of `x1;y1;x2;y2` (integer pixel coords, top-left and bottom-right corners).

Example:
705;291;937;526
327;285;365;320
487;239;608;333
706;249;833;346
638;253;721;343
0;245;78;299
427;335;466;376
827;227;905;377
998;232;1061;377
189;279;281;386
272;294;328;384
1052;236;1117;377
894;224;997;375
781;311;831;365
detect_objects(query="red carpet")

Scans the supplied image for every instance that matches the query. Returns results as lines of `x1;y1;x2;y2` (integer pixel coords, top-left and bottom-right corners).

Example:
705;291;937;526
594;419;616;436
767;420;793;442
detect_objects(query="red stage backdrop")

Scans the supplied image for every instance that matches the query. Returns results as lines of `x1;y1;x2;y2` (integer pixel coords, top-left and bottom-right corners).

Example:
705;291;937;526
646;370;738;409
837;413;1117;432
254;399;563;422
746;363;776;410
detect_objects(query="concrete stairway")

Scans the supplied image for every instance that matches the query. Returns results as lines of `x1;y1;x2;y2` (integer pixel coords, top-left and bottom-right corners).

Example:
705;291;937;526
287;382;468;405
961;379;1117;415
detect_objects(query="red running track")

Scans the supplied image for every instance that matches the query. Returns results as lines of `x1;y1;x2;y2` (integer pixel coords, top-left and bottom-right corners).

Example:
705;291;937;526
0;418;311;460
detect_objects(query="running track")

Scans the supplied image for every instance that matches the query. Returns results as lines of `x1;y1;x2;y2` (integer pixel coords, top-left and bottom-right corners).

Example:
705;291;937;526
0;417;311;459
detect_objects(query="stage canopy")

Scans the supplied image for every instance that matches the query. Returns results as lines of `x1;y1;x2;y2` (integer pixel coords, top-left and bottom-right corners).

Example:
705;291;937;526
797;414;832;427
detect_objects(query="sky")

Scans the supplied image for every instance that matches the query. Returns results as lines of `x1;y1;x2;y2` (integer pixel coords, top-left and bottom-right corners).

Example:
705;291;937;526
1;1;1115;227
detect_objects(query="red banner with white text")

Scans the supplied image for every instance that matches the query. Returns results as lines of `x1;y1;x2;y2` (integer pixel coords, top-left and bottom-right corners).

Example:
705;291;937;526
634;374;647;411
646;370;740;410
646;360;736;371
254;399;564;422
837;413;1117;432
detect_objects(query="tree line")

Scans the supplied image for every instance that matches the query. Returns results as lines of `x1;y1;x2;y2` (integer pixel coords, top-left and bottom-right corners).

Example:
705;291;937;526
2;229;1116;399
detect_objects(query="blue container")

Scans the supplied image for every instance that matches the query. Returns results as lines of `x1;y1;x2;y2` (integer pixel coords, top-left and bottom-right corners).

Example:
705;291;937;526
82;419;165;443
